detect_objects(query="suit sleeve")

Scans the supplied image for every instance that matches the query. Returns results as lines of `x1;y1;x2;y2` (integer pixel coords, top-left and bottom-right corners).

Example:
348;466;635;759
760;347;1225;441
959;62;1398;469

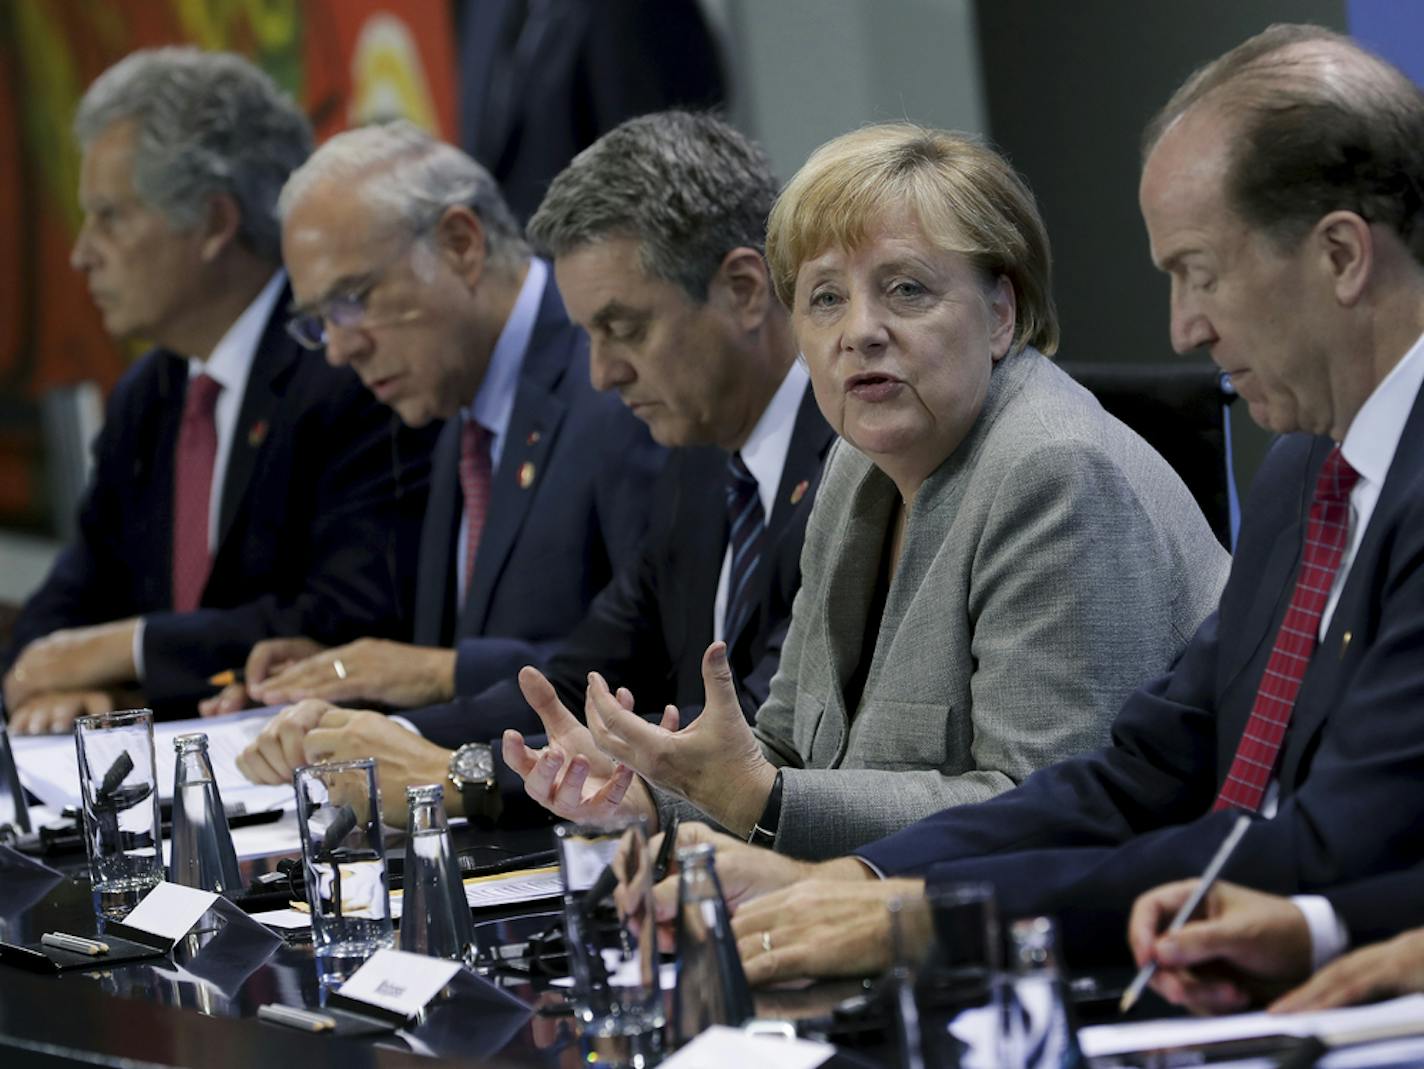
4;378;141;668
770;444;1226;858
141;379;429;707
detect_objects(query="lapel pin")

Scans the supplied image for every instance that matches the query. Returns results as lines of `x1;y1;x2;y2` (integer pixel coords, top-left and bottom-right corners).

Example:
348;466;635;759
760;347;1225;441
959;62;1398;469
1340;629;1352;659
518;461;537;489
247;419;268;448
526;430;541;446
789;479;810;506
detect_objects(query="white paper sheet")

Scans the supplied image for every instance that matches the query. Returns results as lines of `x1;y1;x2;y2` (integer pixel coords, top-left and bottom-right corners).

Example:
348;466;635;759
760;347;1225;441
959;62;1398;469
659;1026;833;1069
1078;993;1424;1058
249;865;564;930
12;707;291;814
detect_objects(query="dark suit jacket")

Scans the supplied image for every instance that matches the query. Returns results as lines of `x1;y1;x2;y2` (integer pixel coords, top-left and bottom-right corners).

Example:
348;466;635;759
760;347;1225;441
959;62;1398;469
457;0;725;222
859;390;1424;967
411;276;665;697
408;385;835;753
1324;868;1424;948
5;293;435;716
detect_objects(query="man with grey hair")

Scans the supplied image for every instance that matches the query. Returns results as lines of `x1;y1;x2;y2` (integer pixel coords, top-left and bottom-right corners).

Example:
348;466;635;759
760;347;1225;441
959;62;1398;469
218;122;663;803
238;111;831;828
3;47;431;729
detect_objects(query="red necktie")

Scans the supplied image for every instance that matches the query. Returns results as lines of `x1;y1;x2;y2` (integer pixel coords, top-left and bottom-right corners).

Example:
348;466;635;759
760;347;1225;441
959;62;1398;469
1213;446;1360;813
171;374;222;613
458;420;493;605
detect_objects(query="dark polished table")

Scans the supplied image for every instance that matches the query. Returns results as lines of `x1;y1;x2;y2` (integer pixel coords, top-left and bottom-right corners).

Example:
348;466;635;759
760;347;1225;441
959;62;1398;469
0;823;886;1068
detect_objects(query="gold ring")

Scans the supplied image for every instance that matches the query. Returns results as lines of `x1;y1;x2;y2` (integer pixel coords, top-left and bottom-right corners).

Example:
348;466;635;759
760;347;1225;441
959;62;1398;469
333;658;348;681
761;930;773;953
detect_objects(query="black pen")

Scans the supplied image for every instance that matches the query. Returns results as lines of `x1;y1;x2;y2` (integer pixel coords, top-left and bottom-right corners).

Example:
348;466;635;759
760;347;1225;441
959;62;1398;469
652;814;681;883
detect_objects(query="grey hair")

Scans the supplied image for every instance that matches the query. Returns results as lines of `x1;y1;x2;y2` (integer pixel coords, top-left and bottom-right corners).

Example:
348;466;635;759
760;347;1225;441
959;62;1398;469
278;121;529;271
74;46;311;264
527;110;777;301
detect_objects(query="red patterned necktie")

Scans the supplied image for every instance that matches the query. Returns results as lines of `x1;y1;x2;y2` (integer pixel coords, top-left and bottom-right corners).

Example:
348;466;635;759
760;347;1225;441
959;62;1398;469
458;420;493;606
1213;446;1360;813
171;374;222;613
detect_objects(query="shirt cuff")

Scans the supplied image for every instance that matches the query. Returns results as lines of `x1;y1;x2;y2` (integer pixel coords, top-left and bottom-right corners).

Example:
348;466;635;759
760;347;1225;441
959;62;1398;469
389;715;421;737
1292;895;1351;970
852;854;887;880
131;618;147;683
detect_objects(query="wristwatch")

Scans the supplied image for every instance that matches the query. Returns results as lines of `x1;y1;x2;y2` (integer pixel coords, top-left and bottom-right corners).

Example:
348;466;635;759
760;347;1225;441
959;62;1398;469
448;742;502;828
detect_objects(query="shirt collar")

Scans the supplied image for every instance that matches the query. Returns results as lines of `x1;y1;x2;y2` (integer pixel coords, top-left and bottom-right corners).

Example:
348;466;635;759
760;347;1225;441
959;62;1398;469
189;269;286;391
737;360;809;515
462;258;547;438
1340;328;1424;489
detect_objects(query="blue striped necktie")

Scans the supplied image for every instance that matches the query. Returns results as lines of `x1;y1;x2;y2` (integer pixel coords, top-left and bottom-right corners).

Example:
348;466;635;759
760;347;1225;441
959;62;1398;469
724;452;767;641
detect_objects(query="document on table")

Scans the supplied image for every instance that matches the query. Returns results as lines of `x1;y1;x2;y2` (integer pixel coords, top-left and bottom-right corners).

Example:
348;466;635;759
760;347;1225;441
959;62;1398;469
10;706;290;814
1079;992;1424;1063
250;865;564;929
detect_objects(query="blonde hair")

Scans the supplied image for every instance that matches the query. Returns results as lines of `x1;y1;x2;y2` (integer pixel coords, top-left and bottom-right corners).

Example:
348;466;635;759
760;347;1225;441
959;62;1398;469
766;123;1058;355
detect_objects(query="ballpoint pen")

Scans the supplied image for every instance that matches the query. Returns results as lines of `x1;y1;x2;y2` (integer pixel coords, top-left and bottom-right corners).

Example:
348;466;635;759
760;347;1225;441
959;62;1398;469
1119;812;1253;1013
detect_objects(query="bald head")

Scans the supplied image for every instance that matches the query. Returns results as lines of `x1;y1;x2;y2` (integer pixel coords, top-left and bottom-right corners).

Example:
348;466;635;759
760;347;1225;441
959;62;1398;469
1144;24;1424;265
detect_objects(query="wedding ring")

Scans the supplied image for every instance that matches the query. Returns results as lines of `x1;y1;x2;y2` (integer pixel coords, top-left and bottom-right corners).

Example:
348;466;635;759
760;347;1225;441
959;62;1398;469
761;930;773;953
332;658;348;681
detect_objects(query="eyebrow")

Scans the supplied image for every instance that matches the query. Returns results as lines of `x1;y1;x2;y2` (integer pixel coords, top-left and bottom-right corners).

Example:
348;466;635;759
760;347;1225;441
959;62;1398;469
589;302;650;330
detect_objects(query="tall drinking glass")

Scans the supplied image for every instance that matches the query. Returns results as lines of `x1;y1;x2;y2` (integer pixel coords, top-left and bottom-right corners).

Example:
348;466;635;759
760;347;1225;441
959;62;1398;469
294;758;393;986
555;819;665;1067
75;709;163;918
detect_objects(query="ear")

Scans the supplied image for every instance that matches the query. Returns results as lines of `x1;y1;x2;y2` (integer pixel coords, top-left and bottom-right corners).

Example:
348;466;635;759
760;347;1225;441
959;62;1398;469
1315;210;1372;307
198;192;243;261
709;247;773;330
432;204;488;290
986;274;1017;360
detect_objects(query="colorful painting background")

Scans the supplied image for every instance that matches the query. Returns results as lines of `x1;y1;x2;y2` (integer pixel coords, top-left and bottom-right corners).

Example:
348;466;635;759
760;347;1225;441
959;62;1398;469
0;0;456;527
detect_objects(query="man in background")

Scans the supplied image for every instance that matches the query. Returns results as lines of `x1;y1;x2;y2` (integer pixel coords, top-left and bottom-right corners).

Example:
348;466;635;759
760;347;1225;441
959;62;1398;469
202;122;662;716
3;48;432;729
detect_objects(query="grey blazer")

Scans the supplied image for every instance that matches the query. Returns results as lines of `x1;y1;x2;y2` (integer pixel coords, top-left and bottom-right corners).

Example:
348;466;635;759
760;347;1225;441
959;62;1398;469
698;348;1228;858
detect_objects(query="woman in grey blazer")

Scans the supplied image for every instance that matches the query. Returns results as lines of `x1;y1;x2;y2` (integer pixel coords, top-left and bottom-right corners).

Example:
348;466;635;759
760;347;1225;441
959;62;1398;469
520;123;1229;858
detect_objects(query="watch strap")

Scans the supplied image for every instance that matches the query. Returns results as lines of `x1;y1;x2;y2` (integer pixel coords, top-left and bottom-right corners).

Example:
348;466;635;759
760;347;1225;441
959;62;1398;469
747;770;784;848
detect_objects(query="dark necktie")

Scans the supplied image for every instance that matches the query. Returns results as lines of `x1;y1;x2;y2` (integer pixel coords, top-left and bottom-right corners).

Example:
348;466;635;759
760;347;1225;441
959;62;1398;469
172;374;222;613
459;420;493;606
1213;446;1360;813
724;452;767;642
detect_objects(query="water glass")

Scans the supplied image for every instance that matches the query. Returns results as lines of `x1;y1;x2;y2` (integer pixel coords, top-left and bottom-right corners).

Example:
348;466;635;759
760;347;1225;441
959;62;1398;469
75;709;163;918
555;819;665;1067
294;758;393;985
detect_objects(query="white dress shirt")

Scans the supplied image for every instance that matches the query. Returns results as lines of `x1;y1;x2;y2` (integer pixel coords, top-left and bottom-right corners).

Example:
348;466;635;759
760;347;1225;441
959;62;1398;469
712;360;809;641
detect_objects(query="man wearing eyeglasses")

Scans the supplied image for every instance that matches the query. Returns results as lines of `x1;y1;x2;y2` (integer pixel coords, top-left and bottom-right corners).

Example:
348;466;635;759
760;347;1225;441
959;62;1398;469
201;121;663;720
3;49;433;730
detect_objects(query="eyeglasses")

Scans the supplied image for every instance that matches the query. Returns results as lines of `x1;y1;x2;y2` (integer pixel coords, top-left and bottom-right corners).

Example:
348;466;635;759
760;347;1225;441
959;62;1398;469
285;240;423;351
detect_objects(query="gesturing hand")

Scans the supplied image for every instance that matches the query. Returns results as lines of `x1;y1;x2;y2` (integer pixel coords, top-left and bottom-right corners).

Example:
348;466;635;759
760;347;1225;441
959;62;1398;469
585;642;775;837
501;666;658;826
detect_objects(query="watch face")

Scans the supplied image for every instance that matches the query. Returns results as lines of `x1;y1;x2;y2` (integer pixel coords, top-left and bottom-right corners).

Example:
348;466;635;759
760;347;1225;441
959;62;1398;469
454;743;494;782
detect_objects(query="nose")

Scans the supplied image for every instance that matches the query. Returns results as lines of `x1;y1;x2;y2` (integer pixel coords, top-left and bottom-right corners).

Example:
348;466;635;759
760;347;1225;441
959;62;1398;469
322;322;369;369
840;292;890;358
1169;287;1217;355
71;220;97;273
588;337;635;393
